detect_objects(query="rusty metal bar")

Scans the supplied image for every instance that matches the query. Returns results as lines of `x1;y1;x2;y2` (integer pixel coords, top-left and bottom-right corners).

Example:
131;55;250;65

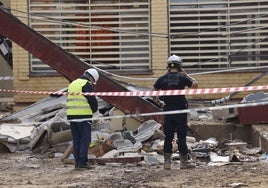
0;8;163;124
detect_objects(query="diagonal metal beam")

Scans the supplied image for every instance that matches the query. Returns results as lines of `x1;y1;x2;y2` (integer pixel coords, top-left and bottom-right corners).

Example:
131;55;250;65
0;8;163;124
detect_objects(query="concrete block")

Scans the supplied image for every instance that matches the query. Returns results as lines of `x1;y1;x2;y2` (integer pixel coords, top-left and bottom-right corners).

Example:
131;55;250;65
189;121;251;142
212;108;238;121
251;124;268;152
109;108;140;131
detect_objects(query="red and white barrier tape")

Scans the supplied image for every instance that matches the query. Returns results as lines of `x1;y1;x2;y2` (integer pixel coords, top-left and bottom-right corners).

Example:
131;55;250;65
1;85;268;96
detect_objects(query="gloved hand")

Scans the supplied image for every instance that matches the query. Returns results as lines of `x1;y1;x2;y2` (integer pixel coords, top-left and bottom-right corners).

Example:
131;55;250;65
153;96;165;109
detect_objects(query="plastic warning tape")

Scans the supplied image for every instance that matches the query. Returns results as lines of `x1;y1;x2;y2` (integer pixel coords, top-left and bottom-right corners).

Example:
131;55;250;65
70;100;268;122
5;100;268;126
1;85;268;96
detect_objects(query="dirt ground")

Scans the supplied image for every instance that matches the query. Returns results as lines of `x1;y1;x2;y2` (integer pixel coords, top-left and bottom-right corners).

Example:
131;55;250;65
0;152;267;188
0;102;268;188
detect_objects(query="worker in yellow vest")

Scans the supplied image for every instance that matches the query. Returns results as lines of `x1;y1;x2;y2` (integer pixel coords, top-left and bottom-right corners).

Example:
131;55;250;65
66;68;99;170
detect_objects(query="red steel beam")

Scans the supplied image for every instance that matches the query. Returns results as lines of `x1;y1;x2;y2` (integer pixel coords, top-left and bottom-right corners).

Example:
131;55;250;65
0;8;163;123
238;104;268;124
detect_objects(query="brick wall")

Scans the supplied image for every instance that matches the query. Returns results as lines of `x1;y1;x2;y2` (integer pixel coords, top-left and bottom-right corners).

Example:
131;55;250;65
9;0;268;110
10;0;69;111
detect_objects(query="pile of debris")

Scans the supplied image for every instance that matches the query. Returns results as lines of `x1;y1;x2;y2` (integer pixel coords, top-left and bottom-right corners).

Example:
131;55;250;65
0;91;267;167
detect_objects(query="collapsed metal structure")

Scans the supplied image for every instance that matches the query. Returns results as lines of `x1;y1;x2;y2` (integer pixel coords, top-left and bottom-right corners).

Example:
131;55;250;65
0;8;163;124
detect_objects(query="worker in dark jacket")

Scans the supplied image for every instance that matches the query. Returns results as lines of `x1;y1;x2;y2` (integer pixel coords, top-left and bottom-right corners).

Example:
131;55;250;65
66;68;99;170
153;55;198;169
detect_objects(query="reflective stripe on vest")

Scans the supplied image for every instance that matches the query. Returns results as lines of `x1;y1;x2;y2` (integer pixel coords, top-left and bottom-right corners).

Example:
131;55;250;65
66;78;93;116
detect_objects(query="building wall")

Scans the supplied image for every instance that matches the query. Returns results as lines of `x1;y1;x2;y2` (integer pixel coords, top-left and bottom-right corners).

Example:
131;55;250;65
123;0;169;89
10;0;68;111
9;0;268;110
0;56;13;98
121;0;268;101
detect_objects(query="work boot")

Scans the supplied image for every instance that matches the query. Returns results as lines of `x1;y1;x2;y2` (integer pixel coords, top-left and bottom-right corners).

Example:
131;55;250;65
74;162;79;170
164;153;171;170
76;163;95;170
180;153;196;169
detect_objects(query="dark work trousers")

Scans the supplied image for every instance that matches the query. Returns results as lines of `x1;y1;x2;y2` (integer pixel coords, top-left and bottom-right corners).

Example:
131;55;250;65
70;121;91;166
163;113;188;155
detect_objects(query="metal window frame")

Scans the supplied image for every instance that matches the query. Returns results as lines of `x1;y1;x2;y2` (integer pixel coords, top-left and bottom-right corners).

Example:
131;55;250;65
168;0;268;69
28;0;151;73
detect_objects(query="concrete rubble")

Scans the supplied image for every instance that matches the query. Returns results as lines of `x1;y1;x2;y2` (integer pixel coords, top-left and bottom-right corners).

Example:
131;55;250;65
0;90;268;167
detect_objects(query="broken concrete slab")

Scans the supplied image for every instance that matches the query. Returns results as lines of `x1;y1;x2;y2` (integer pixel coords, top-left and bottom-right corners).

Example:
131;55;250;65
1;94;67;123
212;108;238;122
99;149;119;158
251;124;268;152
113;139;133;149
132;120;161;143
29;109;71;151
189;120;268;153
189;120;251;142
117;142;143;153
0;123;33;140
109;107;141;131
0;123;34;152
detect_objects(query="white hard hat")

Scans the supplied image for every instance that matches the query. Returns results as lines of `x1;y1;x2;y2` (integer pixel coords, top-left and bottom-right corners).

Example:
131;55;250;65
167;54;183;68
167;54;182;64
84;68;99;84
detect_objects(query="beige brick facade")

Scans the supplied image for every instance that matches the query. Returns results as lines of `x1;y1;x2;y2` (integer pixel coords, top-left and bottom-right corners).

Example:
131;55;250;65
151;0;169;77
10;0;69;110
7;0;268;110
125;0;169;88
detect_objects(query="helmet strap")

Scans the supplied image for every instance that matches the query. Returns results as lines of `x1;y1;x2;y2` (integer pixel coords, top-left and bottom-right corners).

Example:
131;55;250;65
89;77;95;84
84;72;93;82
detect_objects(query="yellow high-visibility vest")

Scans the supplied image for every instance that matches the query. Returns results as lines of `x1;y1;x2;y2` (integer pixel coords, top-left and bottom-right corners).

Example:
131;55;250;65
66;78;93;116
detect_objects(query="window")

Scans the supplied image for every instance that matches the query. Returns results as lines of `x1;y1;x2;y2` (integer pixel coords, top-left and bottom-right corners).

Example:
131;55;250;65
28;0;151;73
169;0;268;69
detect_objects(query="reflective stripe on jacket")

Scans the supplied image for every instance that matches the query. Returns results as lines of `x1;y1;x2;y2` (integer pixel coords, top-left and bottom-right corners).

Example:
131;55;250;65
66;78;93;116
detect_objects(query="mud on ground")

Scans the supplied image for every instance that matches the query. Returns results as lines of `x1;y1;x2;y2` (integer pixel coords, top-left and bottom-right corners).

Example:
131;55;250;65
0;152;267;188
0;103;267;188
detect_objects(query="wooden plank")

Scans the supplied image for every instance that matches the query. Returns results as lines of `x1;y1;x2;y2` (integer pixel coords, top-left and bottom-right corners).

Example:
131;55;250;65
62;156;144;165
